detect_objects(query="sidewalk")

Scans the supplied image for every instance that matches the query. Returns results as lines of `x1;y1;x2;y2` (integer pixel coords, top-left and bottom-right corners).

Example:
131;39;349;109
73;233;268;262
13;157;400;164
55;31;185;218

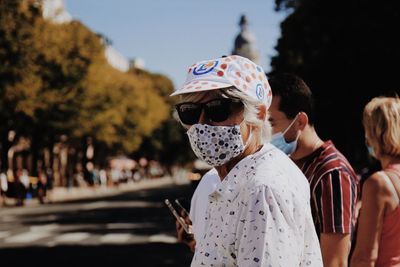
51;177;174;202
2;174;190;208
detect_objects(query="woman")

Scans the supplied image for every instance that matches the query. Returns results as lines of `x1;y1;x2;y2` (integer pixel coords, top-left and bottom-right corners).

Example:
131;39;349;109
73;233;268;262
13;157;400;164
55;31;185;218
351;96;400;267
171;55;322;266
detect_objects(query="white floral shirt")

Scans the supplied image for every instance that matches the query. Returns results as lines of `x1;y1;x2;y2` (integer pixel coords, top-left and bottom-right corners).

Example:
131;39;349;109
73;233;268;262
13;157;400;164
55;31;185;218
191;144;322;267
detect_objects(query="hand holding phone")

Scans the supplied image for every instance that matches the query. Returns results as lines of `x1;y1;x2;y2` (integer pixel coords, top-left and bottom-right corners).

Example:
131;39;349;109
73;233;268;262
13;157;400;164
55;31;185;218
165;199;193;234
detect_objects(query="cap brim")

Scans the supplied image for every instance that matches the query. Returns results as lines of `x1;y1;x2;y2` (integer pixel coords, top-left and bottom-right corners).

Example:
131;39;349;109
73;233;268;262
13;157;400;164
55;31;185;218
170;81;232;97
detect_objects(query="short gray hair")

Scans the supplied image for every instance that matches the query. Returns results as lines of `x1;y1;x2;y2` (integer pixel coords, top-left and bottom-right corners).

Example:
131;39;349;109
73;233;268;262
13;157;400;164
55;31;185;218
222;87;272;144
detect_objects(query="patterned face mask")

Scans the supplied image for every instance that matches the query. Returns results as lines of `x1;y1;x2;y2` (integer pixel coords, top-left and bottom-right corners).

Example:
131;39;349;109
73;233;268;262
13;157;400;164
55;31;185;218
187;124;245;167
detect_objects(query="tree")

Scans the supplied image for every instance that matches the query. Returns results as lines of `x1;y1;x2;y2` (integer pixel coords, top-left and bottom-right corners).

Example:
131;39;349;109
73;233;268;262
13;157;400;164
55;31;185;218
75;61;170;153
128;68;195;167
0;0;174;178
270;0;400;169
0;0;193;184
0;0;107;176
0;0;39;143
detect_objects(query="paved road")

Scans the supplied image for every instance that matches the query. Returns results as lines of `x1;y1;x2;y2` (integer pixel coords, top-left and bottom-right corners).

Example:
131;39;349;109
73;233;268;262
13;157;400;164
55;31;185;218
0;178;197;267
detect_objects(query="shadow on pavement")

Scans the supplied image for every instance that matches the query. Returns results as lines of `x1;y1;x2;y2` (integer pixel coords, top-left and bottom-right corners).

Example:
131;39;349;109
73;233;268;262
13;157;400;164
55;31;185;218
0;243;193;267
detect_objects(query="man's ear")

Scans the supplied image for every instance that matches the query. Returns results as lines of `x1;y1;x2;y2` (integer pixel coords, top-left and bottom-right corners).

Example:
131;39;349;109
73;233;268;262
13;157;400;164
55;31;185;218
257;104;267;120
297;112;309;130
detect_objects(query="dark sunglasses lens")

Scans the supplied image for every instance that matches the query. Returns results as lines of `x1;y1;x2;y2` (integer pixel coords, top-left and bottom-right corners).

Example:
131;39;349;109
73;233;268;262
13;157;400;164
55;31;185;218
176;103;202;125
205;99;232;122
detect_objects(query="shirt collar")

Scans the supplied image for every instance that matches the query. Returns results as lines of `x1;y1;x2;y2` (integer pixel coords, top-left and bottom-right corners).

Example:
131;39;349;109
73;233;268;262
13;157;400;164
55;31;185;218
209;143;275;201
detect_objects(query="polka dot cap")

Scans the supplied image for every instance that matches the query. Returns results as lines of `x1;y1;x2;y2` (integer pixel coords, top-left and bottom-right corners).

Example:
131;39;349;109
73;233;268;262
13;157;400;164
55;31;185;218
170;55;273;109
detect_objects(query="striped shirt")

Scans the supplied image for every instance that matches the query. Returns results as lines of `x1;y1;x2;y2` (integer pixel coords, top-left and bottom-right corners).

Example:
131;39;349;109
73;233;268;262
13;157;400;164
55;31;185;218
293;140;359;237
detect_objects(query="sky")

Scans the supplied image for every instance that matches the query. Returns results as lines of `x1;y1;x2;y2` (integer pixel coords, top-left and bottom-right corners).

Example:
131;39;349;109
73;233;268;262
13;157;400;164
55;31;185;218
66;0;288;87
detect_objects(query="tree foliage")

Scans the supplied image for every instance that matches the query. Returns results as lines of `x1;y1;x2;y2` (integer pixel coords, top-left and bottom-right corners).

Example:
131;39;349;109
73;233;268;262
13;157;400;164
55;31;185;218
129;68;195;166
0;1;102;142
0;0;183;174
270;0;400;168
76;61;170;152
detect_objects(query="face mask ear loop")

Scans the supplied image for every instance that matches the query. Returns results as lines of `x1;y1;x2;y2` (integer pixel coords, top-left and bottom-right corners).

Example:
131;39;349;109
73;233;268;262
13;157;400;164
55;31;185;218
282;113;299;135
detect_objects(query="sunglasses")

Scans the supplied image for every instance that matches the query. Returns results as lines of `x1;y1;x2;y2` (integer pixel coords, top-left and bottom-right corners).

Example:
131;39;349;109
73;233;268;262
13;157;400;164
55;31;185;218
175;98;242;125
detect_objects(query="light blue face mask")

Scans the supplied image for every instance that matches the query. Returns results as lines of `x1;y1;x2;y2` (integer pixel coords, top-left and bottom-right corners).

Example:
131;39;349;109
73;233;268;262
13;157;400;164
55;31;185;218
367;145;376;158
365;137;376;158
270;115;300;155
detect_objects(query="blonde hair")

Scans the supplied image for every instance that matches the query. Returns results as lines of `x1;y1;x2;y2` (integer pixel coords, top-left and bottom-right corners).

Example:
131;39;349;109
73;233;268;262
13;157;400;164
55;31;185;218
176;87;272;145
363;96;400;157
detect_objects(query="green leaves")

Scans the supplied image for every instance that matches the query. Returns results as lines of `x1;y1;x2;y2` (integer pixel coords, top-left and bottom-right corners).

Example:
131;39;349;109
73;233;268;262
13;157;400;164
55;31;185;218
0;0;172;156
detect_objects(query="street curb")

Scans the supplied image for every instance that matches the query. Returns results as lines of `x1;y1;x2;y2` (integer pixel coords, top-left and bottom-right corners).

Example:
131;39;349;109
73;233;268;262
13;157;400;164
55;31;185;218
1;176;190;208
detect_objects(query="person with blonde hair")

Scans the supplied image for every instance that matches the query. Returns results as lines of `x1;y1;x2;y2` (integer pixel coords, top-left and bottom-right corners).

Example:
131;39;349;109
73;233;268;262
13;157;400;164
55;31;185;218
171;55;322;266
351;96;400;267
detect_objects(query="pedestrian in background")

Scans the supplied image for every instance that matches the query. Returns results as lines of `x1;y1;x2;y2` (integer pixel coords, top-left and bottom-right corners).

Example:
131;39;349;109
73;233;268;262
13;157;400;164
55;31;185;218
351;96;400;267
268;73;359;267
171;55;322;266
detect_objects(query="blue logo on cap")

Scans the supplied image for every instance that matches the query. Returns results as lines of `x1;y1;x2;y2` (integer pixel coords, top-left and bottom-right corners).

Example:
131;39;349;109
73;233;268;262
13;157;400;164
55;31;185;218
193;61;218;75
256;84;264;100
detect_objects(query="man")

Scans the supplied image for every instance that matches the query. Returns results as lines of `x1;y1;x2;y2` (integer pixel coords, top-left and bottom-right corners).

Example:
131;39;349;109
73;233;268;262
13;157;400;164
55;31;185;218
268;73;359;267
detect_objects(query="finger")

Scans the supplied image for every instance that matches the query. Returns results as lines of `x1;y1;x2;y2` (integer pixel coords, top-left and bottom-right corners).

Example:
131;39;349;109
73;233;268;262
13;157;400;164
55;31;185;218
184;216;192;225
180;210;187;217
175;220;182;230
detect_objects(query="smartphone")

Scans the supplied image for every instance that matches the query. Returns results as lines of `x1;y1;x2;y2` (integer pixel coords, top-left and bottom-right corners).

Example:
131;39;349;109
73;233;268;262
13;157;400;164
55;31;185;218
174;198;190;217
164;199;193;234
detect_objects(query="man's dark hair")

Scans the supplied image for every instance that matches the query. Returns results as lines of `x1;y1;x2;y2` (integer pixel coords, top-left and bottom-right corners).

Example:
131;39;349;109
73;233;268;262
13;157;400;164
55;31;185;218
268;73;315;125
